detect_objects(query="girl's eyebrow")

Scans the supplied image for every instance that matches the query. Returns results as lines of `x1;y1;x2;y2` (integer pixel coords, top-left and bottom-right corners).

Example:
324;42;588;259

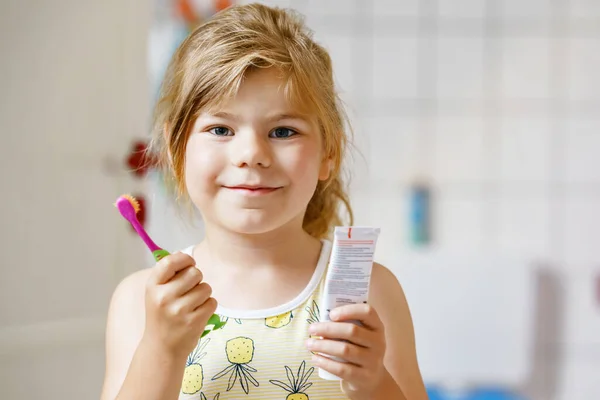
207;111;311;124
265;113;309;123
209;111;239;122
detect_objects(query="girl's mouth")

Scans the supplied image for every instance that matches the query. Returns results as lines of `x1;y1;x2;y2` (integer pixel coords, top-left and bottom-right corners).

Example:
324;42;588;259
223;185;282;196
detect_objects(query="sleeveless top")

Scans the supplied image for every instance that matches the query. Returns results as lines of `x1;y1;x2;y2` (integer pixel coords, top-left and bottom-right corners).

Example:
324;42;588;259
178;239;350;400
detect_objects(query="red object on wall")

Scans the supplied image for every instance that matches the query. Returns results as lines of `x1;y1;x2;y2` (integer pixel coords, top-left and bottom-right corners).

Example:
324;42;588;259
126;140;157;178
177;0;198;26
215;0;233;12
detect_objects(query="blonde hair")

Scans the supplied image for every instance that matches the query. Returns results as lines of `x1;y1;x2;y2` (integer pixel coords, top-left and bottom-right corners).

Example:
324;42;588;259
151;3;353;239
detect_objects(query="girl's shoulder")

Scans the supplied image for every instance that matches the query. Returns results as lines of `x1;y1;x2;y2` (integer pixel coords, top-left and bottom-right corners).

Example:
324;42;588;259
110;268;151;315
107;267;151;342
102;268;152;399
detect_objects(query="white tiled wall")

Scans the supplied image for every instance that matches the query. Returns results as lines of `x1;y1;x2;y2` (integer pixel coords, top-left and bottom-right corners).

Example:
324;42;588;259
565;120;600;183
567;39;600;101
373;0;420;17
254;0;600;399
372;36;420;99
0;0;151;399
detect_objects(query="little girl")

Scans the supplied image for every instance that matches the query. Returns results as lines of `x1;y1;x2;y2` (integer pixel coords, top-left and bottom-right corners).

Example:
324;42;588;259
101;3;427;400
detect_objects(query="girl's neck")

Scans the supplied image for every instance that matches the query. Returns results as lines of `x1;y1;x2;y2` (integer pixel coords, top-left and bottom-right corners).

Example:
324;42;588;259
196;218;322;272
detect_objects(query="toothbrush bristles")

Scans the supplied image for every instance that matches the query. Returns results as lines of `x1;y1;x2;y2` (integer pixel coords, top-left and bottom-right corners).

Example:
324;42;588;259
120;194;141;214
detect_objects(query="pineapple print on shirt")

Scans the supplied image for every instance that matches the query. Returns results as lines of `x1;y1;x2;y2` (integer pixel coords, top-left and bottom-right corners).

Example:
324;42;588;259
202;314;228;338
212;336;259;394
265;311;293;328
181;338;210;395
270;360;315;400
305;300;321;355
223;316;243;325
305;301;319;326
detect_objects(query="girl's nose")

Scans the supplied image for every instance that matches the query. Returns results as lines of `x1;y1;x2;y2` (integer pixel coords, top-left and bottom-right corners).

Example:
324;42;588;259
230;130;273;168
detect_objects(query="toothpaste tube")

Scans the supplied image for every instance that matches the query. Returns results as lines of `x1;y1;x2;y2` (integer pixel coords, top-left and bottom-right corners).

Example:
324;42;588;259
318;226;381;380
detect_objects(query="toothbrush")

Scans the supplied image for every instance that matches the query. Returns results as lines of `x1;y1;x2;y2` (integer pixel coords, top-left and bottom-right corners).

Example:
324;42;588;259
114;194;170;262
114;194;224;337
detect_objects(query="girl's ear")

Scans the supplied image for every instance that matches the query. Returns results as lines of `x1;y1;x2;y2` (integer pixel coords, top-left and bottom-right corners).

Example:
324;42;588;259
318;158;333;181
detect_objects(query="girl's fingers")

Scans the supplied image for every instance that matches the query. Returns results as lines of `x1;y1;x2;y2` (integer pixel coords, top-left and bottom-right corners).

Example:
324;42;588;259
329;304;383;331
181;282;213;311
169;265;204;296
309;322;375;348
165;282;213;319
311;353;365;383
152;252;197;285
306;338;370;367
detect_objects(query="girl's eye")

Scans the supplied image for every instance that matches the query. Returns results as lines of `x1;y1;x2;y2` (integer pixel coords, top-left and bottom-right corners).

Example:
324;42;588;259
209;126;232;136
269;127;297;139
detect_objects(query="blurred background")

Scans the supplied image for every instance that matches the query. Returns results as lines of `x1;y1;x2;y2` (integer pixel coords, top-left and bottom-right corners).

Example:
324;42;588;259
1;0;599;399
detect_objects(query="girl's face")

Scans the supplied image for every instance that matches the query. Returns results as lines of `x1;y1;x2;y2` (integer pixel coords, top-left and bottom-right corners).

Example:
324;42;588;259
184;68;331;235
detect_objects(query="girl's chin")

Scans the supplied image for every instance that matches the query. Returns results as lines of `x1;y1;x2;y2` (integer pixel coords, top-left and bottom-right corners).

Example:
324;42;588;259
212;209;297;235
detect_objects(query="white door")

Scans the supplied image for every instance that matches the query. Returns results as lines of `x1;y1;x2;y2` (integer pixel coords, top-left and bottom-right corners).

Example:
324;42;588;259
0;0;151;398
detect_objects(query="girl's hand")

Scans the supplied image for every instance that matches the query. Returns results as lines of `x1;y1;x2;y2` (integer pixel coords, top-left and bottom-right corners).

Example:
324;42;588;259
143;252;218;359
306;304;387;399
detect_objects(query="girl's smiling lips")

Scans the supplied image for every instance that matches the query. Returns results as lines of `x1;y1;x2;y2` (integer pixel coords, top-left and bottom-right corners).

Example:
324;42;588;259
222;184;283;196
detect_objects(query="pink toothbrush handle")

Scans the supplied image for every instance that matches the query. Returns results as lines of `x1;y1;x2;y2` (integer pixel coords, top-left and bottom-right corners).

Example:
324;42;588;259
129;218;162;253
